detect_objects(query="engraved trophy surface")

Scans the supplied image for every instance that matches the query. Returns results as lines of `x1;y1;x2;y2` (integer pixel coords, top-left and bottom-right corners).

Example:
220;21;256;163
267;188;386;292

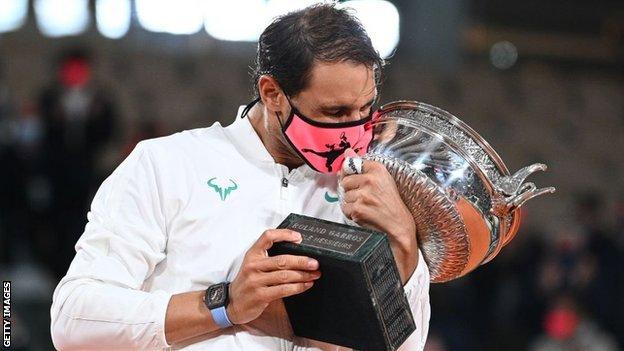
360;101;555;283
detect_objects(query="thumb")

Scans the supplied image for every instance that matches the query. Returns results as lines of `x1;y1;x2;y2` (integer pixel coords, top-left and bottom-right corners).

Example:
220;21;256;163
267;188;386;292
341;148;363;176
343;148;357;158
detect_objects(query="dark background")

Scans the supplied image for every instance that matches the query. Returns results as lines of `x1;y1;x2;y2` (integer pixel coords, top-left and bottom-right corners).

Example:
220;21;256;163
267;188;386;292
0;0;623;350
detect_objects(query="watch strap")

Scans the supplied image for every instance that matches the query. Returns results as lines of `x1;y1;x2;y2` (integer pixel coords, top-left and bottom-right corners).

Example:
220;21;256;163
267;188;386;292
210;306;233;328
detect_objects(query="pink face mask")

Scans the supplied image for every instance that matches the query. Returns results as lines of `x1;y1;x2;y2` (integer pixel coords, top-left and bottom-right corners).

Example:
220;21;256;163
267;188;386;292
279;101;375;173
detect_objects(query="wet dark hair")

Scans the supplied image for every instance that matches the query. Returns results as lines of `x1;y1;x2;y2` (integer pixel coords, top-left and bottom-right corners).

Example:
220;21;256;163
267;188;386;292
251;3;384;99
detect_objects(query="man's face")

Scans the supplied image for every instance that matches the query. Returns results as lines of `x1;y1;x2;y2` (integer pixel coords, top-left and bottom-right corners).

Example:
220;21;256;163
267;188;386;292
286;60;378;124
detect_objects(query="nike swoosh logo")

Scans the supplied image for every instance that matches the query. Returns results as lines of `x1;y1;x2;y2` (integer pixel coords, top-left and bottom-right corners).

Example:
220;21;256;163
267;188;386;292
324;191;339;203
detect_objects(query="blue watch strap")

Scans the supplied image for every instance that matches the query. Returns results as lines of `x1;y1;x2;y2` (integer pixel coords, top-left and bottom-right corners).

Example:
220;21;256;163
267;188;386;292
211;306;233;328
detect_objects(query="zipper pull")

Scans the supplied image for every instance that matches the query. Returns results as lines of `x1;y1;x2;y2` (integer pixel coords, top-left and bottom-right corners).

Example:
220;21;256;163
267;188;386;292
281;177;289;188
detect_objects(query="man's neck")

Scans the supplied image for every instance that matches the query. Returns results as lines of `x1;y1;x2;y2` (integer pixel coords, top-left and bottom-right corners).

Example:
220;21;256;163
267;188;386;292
247;103;304;170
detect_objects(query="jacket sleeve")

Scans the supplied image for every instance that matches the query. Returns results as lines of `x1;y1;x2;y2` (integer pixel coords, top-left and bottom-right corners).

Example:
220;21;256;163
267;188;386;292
398;249;431;351
50;141;173;350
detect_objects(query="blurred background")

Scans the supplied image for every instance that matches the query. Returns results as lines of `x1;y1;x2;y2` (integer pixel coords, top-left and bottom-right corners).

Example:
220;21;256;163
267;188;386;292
0;0;623;350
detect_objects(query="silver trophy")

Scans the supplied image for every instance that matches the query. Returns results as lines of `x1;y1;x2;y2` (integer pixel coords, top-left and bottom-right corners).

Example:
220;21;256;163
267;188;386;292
344;101;555;283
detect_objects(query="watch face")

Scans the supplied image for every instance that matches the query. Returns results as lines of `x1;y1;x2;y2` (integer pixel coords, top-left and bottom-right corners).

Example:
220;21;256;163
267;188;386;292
206;283;228;309
210;287;223;302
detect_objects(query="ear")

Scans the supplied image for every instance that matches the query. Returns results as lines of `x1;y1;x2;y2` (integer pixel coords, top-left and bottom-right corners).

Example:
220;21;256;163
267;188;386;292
258;75;287;114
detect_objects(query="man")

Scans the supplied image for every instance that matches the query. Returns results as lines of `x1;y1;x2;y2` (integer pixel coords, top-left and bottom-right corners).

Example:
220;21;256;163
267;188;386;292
50;4;430;350
39;49;117;278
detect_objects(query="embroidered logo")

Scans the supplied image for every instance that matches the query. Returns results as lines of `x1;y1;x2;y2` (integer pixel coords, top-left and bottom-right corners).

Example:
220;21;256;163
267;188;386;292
207;177;238;201
324;191;339;203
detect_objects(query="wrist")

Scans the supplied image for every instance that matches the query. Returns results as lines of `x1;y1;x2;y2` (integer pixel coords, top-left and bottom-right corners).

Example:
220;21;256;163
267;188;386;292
225;303;239;326
391;220;417;253
388;222;418;283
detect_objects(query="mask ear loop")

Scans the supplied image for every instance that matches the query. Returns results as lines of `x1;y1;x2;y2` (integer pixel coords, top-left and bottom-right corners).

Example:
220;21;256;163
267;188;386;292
275;94;297;131
240;97;261;118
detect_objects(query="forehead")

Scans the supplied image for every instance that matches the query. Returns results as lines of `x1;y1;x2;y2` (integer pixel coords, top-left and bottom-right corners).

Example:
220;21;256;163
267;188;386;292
299;60;377;106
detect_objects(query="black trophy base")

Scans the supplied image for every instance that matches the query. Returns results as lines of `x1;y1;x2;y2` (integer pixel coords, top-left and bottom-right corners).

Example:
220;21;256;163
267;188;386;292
268;213;415;351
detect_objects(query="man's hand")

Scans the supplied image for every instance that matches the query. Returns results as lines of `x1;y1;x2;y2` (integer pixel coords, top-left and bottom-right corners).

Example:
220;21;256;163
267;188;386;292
226;229;321;325
340;158;418;283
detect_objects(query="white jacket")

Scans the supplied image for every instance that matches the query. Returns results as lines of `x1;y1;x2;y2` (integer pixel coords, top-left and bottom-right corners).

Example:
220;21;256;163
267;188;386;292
50;108;431;350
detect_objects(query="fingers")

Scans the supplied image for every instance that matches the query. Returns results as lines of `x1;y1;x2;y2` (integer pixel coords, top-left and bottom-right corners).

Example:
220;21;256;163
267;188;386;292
254;254;319;272
340;160;389;191
260;269;321;286
341;190;377;227
264;282;315;301
344;148;357;158
341;200;366;224
340;173;363;191
231;229;320;324
341;158;380;177
342;188;363;204
253;229;302;252
341;153;363;176
360;160;383;174
340;172;377;192
341;148;365;177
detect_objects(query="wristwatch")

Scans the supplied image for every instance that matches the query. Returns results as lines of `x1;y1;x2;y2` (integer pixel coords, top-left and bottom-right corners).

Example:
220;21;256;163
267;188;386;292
203;282;234;328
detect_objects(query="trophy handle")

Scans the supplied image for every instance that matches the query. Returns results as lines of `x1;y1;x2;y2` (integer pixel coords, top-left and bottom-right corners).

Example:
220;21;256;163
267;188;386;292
504;183;556;213
497;163;549;195
493;163;556;215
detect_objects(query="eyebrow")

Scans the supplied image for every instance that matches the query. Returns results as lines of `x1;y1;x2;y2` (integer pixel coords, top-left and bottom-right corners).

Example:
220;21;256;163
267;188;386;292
319;96;378;112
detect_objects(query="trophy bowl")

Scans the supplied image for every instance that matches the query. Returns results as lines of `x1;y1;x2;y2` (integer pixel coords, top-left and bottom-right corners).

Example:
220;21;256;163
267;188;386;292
363;101;555;283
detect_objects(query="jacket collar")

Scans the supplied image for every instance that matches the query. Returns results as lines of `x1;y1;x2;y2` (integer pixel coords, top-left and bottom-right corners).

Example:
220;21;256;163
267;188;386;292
225;106;320;179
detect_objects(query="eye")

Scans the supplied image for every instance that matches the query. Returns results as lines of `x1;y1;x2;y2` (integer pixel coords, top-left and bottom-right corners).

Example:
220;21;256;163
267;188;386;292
361;98;378;114
326;109;346;117
360;104;375;116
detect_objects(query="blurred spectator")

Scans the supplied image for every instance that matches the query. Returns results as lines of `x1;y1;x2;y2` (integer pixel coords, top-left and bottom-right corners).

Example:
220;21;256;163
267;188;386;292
37;48;118;278
529;294;619;351
573;193;622;345
428;196;624;351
